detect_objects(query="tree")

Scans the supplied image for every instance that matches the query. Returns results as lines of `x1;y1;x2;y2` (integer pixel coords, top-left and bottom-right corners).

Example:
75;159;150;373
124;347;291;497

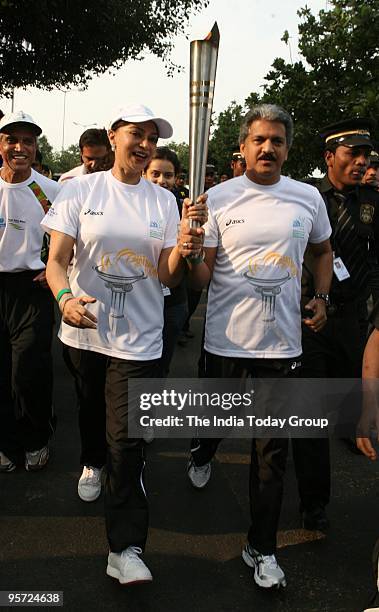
245;0;379;178
168;141;190;173
0;0;208;96
37;135;55;169
208;102;245;174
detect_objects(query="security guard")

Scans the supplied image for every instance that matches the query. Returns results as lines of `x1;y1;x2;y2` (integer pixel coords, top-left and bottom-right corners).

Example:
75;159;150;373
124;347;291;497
230;146;247;177
297;118;379;531
362;150;379;189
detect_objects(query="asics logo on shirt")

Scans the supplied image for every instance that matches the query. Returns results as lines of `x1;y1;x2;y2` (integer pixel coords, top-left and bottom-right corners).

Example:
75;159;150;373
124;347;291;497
225;218;245;226
84;209;104;216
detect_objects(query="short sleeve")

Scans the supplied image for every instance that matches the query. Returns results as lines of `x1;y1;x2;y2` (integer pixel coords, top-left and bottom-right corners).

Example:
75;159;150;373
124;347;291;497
203;194;219;248
41;179;83;239
163;193;180;249
370;300;379;330
309;191;332;244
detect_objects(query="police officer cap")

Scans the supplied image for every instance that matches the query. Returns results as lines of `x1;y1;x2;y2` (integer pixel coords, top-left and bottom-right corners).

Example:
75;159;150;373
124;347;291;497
368;149;379;167
320;118;374;149
205;164;216;175
232;151;245;163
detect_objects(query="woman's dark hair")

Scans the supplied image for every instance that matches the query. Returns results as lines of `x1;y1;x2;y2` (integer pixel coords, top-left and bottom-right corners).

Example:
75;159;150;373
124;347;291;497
145;147;181;175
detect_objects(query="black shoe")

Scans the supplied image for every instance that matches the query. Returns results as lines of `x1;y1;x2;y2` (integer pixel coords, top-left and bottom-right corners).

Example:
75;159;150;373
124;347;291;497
302;506;329;532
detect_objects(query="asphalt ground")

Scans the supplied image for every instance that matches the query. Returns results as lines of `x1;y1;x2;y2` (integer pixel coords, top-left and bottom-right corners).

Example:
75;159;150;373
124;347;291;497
0;297;378;612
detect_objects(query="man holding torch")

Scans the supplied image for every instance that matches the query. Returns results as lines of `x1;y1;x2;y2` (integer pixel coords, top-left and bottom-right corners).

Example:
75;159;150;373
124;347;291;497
184;104;332;588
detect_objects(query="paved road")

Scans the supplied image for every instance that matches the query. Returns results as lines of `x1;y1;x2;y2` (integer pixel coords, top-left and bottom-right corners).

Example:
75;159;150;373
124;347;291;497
0;299;378;611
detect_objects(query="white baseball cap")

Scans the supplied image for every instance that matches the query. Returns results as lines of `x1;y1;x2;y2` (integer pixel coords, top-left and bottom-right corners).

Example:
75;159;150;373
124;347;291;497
0;110;42;136
109;104;173;139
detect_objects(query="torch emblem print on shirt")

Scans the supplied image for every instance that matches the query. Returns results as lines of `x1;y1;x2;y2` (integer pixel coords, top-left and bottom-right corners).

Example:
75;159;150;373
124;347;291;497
243;252;297;322
94;249;157;330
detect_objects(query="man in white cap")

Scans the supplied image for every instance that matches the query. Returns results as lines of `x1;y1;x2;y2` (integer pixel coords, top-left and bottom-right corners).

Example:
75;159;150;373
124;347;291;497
0;110;60;473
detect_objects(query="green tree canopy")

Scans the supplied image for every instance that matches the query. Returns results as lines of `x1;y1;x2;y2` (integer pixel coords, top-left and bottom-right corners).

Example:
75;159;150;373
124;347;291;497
208;102;244;175
235;0;379;178
0;0;208;96
168;141;190;174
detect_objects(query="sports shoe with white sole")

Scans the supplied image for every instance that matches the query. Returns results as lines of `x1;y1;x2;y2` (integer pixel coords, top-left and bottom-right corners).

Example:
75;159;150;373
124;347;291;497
242;543;287;589
107;546;153;585
0;451;16;473
187;457;211;489
25;446;49;472
78;465;102;502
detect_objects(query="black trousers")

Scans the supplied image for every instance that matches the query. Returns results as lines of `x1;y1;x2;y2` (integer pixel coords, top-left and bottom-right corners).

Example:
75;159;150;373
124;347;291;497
296;310;365;511
191;350;301;556
65;347;159;552
0;271;54;463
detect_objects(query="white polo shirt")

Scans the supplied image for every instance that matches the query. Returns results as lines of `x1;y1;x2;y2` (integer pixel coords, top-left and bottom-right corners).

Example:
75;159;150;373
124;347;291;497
0;169;60;272
204;174;331;359
42;170;179;360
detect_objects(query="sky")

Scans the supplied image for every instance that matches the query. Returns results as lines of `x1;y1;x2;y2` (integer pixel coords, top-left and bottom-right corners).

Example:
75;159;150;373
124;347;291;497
0;0;327;151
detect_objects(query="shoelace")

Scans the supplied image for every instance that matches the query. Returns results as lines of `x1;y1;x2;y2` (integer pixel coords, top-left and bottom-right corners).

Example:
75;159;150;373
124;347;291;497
82;467;100;481
123;546;143;559
261;554;278;570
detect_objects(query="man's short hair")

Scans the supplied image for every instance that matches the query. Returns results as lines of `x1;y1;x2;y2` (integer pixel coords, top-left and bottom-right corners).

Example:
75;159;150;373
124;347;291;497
239;104;294;148
79;128;110;151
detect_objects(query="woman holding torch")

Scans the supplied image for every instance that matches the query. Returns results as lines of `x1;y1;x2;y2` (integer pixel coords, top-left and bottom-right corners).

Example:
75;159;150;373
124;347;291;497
41;104;206;585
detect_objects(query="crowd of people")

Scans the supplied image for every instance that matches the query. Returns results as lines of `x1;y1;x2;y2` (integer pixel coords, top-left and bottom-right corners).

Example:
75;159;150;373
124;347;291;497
0;102;378;609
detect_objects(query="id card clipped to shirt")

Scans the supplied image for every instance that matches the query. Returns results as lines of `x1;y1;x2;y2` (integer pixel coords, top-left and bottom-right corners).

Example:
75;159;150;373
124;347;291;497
333;253;350;281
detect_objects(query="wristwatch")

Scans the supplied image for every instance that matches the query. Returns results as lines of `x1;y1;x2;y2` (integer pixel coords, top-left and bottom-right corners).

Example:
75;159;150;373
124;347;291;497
314;292;330;306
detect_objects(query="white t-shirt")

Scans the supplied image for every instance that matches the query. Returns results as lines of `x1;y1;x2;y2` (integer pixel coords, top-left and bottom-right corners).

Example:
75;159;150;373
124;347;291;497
42;171;179;360
0;169;60;272
204;174;332;358
59;164;86;183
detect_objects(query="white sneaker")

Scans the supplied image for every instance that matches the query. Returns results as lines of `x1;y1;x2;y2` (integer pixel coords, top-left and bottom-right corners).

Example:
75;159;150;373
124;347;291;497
0;451;16;473
78;466;102;502
187;457;211;489
107;546;153;585
25;446;49;471
242;543;287;589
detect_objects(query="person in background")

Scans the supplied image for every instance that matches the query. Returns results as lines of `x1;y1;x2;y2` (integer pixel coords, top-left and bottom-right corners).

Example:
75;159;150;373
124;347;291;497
219;173;229;182
0;110;60;473
174;170;189;205
362;150;379;190
231;147;247;177
356;299;379;612
32;149;43;174
143;147;188;376
299;119;379;532
59;128;111;182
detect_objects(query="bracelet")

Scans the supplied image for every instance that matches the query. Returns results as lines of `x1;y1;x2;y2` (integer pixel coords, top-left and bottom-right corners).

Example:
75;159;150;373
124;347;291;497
186;250;205;265
56;288;72;303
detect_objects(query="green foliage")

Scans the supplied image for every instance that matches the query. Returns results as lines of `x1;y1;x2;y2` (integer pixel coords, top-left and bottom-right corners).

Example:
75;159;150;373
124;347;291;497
37;136;80;173
211;0;379;179
208;102;245;174
0;0;208;96
168;141;190;173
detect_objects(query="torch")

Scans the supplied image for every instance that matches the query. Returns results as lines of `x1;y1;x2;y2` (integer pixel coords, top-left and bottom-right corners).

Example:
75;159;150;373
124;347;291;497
188;22;220;232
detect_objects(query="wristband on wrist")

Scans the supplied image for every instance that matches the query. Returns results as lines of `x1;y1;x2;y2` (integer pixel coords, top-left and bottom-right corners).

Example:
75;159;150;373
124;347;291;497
186;250;205;265
56;288;72;303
